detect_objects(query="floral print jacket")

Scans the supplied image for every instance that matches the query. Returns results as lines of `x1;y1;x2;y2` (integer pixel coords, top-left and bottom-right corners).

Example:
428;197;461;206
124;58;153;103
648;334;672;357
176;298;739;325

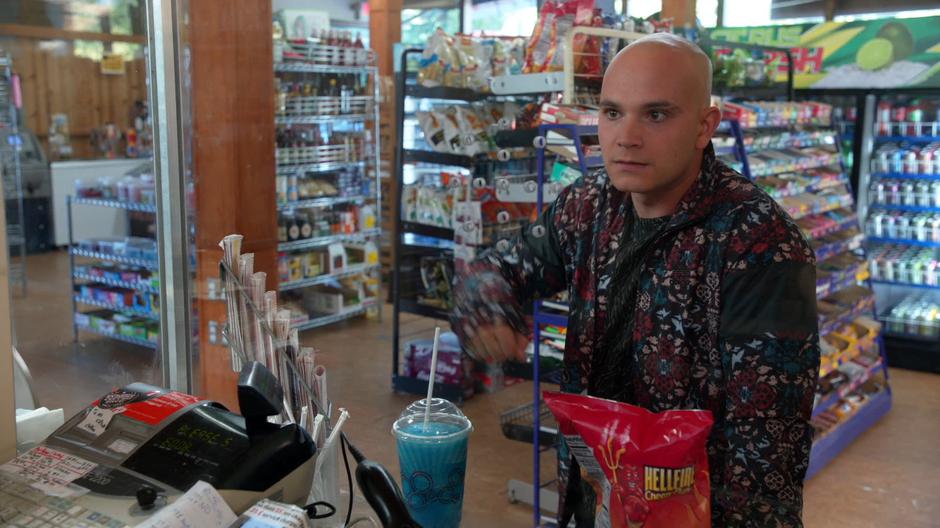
452;144;820;527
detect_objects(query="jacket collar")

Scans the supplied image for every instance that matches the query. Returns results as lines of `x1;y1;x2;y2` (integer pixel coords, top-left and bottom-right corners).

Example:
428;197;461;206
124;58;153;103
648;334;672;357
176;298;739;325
664;142;724;230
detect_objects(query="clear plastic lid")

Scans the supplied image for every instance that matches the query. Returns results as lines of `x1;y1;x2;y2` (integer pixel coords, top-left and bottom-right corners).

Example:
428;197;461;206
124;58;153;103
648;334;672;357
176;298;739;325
398;397;465;420
392;398;472;440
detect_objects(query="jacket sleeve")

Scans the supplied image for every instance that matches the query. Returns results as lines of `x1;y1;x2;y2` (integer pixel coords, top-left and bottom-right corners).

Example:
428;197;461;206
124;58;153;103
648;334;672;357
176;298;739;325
450;180;577;344
713;210;821;527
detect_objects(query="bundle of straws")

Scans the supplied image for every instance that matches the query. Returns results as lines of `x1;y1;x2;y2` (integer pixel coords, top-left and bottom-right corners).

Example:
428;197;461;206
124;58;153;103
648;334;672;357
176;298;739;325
219;235;334;436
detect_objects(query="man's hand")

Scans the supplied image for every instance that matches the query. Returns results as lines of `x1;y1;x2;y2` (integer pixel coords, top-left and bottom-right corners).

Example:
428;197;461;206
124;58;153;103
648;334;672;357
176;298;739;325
466;324;529;363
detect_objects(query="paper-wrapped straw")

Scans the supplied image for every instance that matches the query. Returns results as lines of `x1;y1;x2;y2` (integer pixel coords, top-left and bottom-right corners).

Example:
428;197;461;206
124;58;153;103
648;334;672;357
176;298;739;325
274;310;295;424
250;272;267;364
314;365;329;420
311;414;325;446
287;328;301;419
219;235;243;371
263;291;278;371
237;253;256;358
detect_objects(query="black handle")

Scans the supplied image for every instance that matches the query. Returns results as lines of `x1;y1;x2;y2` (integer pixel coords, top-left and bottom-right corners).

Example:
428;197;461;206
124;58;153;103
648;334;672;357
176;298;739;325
355;459;422;528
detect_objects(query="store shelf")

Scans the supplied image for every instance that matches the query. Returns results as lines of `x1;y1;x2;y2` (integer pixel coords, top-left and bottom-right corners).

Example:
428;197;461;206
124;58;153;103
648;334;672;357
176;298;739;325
402;233;455;249
819;290;875;336
73;272;159;294
806;388;891;479
870;172;940;181
817;274;862;300
489;72;565;95
870;279;940;290
70;249;159;270
750;159;841;178
866;237;940;248
75;324;158;350
292;302;375;331
874;135;940;143
744;135;838;153
399;299;450;321
402;149;476;168
400;221;453;240
502;360;564;385
276;160;366;175
278;263;380;291
404;84;490;102
803;214;859;242
72;197;157;213
274;62;373;74
714;85;790;100
869;203;940;214
788;196;855;222
275;114;371;125
534;311;569;329
493;129;540;148
500;401;559;446
278;195;366;210
760;176;848;200
277;228;381;251
813;358;884;419
74;296;160;320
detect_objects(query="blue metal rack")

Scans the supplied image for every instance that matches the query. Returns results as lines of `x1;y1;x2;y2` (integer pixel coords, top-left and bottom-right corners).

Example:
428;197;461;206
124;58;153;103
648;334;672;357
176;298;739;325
870;279;940;290
870;172;940;181
874;135;940;143
869;203;940;213
523;123;599;526
864;108;940;374
867;237;940;248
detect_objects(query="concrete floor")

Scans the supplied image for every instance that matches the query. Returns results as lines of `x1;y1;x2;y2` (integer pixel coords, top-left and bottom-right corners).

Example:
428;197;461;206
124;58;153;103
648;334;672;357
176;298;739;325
10;250;940;527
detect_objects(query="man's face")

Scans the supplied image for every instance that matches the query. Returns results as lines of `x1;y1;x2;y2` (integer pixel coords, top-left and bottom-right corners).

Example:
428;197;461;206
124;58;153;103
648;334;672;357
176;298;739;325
598;44;714;194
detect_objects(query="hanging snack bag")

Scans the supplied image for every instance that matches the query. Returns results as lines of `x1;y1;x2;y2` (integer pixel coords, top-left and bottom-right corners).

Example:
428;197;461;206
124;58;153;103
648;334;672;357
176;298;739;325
524;1;558;73
416;110;448;153
544;391;713;528
454;106;491;156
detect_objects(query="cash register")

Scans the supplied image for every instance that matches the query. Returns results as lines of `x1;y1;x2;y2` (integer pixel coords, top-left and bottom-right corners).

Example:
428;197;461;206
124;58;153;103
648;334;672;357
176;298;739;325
0;362;317;526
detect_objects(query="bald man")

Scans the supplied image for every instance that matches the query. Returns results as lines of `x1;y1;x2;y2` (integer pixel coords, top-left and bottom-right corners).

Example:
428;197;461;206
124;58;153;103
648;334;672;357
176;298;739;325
452;33;819;527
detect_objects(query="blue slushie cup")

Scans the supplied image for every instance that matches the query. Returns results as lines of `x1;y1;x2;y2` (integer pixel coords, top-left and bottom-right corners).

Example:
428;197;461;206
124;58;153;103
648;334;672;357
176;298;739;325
393;399;472;528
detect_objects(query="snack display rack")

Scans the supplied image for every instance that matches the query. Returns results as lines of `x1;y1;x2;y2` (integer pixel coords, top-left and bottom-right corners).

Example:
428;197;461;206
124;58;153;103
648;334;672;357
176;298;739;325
717;99;892;478
1;51;26;294
67;195;160;350
856;93;940;373
273;37;383;332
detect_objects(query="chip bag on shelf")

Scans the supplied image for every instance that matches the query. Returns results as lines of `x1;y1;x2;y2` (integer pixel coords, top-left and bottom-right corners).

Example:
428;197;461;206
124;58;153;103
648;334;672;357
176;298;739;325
544;391;713;528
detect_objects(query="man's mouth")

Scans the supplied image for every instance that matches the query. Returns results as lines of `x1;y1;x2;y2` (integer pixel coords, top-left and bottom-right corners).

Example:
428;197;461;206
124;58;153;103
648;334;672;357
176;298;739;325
611;160;649;170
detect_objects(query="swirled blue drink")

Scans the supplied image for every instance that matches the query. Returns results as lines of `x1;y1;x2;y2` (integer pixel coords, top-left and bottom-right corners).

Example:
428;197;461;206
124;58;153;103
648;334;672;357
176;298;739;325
393;413;471;528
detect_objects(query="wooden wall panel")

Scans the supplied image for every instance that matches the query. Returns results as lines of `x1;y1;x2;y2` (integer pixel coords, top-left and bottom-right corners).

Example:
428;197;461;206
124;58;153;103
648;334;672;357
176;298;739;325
189;0;276;410
0;37;148;160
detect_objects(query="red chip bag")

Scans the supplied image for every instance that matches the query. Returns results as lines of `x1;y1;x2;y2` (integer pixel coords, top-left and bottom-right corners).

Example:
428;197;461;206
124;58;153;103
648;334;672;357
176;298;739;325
544;391;714;528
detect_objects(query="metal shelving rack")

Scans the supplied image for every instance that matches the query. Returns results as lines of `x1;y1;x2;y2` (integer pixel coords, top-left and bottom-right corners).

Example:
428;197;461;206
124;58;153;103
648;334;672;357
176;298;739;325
67;196;159;349
273;39;382;332
391;48;477;403
1;51;26;294
391;47;562;404
855;92;940;373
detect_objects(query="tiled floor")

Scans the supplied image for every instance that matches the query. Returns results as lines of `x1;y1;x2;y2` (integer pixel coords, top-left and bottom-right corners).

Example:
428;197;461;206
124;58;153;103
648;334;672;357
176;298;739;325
11;250;940;527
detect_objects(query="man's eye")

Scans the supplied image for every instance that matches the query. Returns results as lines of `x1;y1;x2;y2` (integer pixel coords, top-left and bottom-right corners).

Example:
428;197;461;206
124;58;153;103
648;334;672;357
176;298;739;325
604;109;620;120
649;111;667;122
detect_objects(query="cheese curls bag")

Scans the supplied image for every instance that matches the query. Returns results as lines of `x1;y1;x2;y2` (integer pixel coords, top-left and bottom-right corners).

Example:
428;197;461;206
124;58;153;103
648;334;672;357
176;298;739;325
544;391;714;528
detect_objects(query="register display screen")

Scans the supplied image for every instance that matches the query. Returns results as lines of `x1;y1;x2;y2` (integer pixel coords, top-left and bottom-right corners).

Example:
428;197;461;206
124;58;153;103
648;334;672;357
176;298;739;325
121;404;250;490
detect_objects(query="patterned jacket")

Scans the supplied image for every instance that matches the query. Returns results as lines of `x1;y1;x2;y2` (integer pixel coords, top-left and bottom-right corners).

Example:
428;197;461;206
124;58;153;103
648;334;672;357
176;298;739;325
452;144;820;526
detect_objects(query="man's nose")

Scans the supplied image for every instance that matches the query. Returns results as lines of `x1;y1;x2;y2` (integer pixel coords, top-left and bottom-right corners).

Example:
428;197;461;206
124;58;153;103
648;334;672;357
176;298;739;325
615;115;642;149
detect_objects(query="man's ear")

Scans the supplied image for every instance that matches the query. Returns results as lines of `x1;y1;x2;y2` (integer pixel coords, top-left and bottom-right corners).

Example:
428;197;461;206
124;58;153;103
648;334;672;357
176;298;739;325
697;105;723;149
